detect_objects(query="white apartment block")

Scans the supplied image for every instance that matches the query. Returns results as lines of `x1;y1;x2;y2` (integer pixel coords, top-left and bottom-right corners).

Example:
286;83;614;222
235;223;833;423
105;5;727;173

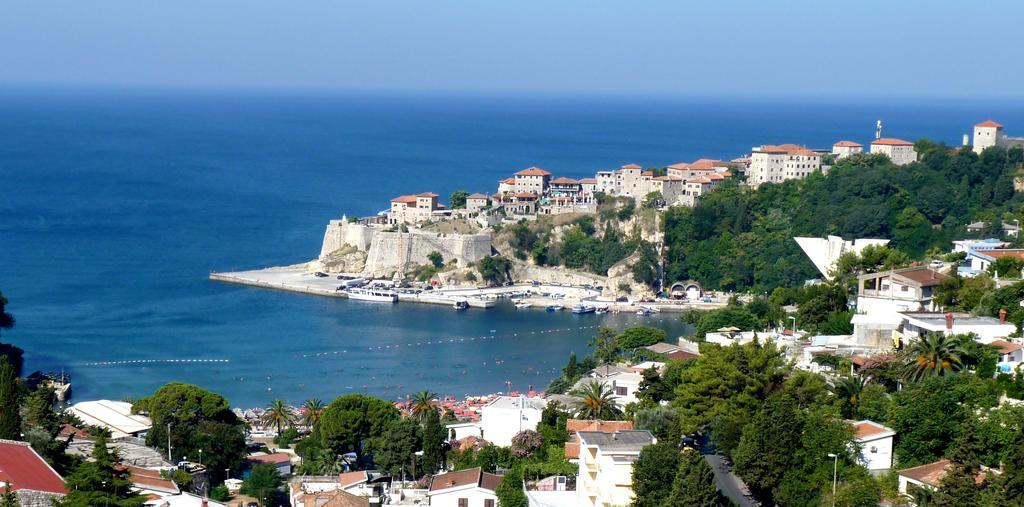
747;144;821;186
870;138;917;165
478;395;546;447
577;430;656;507
972;120;1024;154
832;140;863;159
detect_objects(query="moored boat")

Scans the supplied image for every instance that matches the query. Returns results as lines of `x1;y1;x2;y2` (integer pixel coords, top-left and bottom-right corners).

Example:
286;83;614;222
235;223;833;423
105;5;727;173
546;303;564;311
514;300;532;309
347;286;399;303
571;304;595;314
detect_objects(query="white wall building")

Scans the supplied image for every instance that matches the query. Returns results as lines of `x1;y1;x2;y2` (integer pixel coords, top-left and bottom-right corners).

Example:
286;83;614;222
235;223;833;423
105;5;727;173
478;396;546;447
514;167;552;195
427;468;500;507
832;140;864;159
68;400;152;439
795;236;890;280
849;420;895;471
972;120;1024;154
577;430;655;507
870;138;917;165
899;312;1015;343
747;144;821;187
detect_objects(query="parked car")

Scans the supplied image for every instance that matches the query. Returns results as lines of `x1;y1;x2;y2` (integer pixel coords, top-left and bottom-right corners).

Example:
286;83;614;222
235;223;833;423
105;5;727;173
929;259;944;269
314;271;328;277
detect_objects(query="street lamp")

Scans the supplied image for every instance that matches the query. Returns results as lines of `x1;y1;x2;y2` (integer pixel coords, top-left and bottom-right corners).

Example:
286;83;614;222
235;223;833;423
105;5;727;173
827;453;838;507
198;449;202;465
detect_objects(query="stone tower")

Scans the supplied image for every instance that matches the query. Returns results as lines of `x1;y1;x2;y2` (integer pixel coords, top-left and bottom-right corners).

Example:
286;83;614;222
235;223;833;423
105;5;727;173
973;120;1003;154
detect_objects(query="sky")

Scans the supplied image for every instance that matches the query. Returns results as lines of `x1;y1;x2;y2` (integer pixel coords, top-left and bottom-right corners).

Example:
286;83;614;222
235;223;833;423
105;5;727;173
2;0;1023;98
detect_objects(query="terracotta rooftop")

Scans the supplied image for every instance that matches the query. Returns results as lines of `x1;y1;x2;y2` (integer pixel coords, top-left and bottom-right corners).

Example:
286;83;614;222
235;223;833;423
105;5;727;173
872;138;914;146
248;452;292;465
390;195;418;204
514;192;538;199
666;350;701;361
579;178;598;184
417;192;439;197
898;460;952;487
550;177;579;184
516;167;551;176
466;193;490;199
847;420;894;440
834;140;863;147
121;465;179;494
759;143;813;154
428;467;501;493
621;163;642;170
990;339;1023;355
338;470;368;488
296;490;369;507
976;120;1003;128
0;439;67;494
979;249;1024;261
566;419;634;434
500;177;515;185
895;267;948;286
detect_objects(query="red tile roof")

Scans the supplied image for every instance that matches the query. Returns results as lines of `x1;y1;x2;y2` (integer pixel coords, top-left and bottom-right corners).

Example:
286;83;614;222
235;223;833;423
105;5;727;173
500;178;515;185
0;439;66;494
981;249;1024;261
121;465;179;494
417;192;439;198
833;140;863;148
516;167;551;176
338;470;368;488
990;339;1023;355
466;193;490;200
428;467;500;493
621;163;642;170
666;350;700;361
249;452;292;465
514;192;538;199
872;138;914;146
976;120;1003;128
566;419;634;434
848;420;893;440
894;267;948;286
390;195;418;204
579;178;598;184
550;177;579;184
899;460;952;487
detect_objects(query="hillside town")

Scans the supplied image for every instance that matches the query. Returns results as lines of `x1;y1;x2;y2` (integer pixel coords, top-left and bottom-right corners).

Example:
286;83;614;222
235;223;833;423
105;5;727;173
4;117;1024;507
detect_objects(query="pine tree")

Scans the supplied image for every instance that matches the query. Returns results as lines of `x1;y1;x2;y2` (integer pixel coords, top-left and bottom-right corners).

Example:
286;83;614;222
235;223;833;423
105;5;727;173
421;408;444;475
59;434;146;507
0;357;20;440
934;417;984;506
495;466;528;507
664;450;726;507
998;430;1024;506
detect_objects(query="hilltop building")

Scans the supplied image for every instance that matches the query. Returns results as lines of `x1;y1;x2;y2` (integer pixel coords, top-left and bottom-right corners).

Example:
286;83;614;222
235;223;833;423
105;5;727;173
832;140;863;159
388;192;443;225
514;167;552;194
870;138;917;165
747;144;822;187
972;120;1024;154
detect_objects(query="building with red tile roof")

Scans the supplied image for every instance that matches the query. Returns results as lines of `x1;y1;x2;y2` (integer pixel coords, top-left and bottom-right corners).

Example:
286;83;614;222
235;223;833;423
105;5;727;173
0;439;66;503
427;467;501;506
748;143;822;186
870;138;918;165
832;140;864;159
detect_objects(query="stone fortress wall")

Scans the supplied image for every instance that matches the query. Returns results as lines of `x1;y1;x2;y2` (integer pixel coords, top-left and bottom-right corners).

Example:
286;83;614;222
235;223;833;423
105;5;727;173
317;219;492;277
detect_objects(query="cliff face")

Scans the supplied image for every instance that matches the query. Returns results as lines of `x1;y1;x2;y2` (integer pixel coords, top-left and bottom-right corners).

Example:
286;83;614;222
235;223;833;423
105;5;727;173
314;220;492;277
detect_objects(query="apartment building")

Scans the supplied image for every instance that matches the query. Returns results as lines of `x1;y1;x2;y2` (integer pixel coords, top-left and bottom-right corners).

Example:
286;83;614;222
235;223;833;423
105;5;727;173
388;192;442;224
832;140;863;159
869;138;917;165
577;430;656;507
747;144;821;186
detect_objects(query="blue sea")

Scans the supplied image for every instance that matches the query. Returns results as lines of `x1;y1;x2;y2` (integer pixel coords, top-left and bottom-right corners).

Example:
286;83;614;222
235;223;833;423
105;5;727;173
2;87;1023;407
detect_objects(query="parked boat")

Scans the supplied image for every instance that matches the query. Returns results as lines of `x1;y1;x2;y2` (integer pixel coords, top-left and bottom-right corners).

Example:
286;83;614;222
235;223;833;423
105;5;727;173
546;303;564;311
595;306;609;315
636;307;653;316
453;299;469;310
346;287;398;303
571;304;595;314
514;301;532;309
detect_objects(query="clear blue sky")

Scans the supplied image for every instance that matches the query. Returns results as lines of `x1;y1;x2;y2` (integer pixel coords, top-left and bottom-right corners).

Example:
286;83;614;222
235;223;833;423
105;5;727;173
2;0;1022;97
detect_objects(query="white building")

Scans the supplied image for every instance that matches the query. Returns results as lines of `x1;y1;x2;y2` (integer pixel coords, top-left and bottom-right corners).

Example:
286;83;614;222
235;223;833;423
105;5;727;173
972;120;1024;154
747;144;822;187
870;138;917;165
67;400;152;439
991;339;1024;374
388;192;442;225
832;140;864;159
952;238;1010;254
795;236;890;280
577;365;645;409
852;267;947;347
288;471;385;506
576;430;655;507
514;167;552;195
965;248;1024;276
427;467;501;507
849;420;895;471
479;396;546;447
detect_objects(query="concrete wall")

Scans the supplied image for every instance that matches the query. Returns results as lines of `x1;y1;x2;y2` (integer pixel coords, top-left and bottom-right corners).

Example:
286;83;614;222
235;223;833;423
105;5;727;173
319;220;491;277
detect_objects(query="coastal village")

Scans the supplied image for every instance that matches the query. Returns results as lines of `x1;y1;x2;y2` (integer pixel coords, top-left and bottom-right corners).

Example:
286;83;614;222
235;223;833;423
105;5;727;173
4;118;1024;507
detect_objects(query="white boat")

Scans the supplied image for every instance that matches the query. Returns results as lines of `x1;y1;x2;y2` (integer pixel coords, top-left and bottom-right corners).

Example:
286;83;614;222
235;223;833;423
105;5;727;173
546;303;564;311
514;301;532;309
636;307;653;316
347;287;398;303
595;306;609;314
453;299;469;310
571;304;595;314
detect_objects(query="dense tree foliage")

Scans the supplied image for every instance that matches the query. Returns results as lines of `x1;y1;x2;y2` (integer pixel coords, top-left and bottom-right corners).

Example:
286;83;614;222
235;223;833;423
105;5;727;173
665;145;1024;292
240;462;284;506
319;394;400;464
630;441;681;507
0;358;19;440
59;434;146;507
0;290;23;376
665;450;728;507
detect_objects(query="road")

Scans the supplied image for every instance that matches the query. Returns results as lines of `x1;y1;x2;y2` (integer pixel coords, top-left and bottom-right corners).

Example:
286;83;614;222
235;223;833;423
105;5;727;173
699;437;759;507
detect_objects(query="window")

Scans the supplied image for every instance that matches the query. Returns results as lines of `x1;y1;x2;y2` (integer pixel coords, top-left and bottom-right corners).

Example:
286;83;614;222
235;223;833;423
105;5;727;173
615;386;628;396
458;499;468;507
485;500;495;507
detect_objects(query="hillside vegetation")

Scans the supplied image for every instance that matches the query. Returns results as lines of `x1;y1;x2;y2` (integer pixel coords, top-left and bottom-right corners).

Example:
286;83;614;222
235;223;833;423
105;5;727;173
664;143;1024;292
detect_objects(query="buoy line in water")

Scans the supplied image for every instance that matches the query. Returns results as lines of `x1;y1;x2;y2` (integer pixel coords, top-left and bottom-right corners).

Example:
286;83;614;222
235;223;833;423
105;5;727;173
293;323;632;359
81;358;231;367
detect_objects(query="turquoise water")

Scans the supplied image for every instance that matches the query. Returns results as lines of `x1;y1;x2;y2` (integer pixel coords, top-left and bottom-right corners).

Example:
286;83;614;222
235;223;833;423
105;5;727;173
2;87;1023;406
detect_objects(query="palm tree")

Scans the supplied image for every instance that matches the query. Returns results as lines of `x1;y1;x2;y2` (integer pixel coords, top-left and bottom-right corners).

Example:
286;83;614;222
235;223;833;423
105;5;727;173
903;332;966;382
831;375;868;419
410;390;437;423
263;399;294;436
301;398;325;428
569;380;623;420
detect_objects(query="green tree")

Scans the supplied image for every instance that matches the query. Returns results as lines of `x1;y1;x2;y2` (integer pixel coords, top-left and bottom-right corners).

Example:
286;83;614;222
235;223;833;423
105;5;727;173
134;382;246;479
209;485;231;502
665;450;726;507
367;417;420;478
449;190;469;209
301;398;325;428
409;390;437;423
0;290;13;335
934;417;985;505
0;358;19;440
263;399;295;436
903;333;966;381
427;251;444;269
477;255;511;284
733;393;801;502
615;326;667;350
630;441;681;507
831;375;868;419
998;428;1024;505
495;466;528;507
633;406;681;443
422;408;445;474
240;462;284;506
569;381;623;420
0;291;21;377
59;434;146;507
589;327;622;369
319;394;400;465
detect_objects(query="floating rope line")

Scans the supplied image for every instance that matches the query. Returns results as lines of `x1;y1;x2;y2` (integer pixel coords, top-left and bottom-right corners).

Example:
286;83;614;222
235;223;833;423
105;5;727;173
81;358;231;367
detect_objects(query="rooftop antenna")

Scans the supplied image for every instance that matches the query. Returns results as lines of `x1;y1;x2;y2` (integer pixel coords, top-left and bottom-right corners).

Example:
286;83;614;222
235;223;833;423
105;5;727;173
875;120;883;140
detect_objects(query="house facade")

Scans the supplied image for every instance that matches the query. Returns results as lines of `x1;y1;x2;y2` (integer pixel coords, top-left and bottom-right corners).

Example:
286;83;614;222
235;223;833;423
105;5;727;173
832;140;864;159
747;144;822;187
870;138;917;165
972;120;1024;154
478;395;546;446
577;430;655;507
388;193;442;225
427;468;500;507
849;420;895;471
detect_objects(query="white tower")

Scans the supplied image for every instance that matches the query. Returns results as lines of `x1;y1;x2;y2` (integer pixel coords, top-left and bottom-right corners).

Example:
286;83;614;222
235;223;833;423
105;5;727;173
973;120;1003;154
875;120;883;140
